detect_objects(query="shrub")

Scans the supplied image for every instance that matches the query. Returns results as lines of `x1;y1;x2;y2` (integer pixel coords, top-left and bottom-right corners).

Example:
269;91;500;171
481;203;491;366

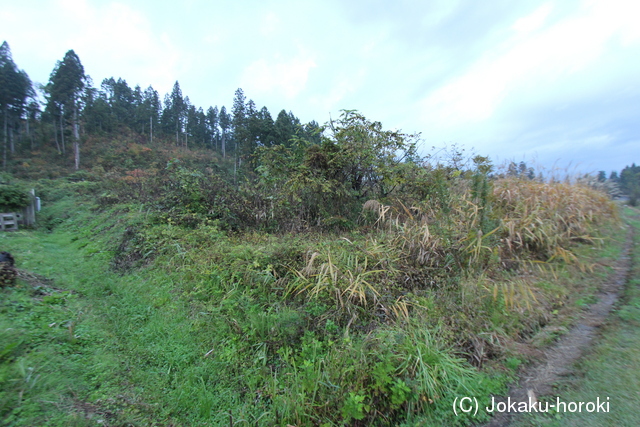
0;185;29;211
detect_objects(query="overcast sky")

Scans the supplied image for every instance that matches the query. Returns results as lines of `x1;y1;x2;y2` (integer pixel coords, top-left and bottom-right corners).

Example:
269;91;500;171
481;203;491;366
1;0;638;174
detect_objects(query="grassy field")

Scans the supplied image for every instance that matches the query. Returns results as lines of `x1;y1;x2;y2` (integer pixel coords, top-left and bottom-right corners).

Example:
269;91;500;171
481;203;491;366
0;177;628;426
513;206;640;427
1;210;502;426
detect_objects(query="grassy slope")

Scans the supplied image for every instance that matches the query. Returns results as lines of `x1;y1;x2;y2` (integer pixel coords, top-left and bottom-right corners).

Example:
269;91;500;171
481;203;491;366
3;208;493;426
514;206;640;427
0;194;629;426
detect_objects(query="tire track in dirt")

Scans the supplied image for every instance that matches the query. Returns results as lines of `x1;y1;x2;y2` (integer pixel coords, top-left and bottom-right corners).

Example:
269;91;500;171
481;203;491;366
481;224;634;427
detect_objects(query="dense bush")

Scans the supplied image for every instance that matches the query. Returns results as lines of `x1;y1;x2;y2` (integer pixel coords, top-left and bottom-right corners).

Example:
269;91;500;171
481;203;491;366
0;185;28;211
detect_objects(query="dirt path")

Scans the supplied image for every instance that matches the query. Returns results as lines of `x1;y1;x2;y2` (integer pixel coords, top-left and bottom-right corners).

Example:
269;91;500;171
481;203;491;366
481;225;634;427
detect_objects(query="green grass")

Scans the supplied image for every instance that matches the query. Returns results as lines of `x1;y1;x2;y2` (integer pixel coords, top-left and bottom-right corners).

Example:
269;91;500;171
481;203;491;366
514;208;640;427
0;229;245;425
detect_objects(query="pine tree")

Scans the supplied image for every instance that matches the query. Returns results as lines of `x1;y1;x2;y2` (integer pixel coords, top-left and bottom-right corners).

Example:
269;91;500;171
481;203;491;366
183;97;206;149
82;83;111;134
25;99;39;150
275;109;298;146
231;88;247;161
206;106;219;151
132;84;143;132
242;99;259;156
190;107;207;148
46;50;86;169
183;96;193;148
160;81;185;145
0;41;33;169
142;85;161;144
609;171;619;182
257;106;276;147
219;106;230;159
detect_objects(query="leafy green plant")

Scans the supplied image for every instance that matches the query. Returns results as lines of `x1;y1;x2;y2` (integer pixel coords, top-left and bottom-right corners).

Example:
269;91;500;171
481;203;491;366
0;184;28;210
341;392;369;422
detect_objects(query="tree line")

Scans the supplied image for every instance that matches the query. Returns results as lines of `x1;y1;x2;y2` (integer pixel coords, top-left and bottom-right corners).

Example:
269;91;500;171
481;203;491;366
608;164;640;205
0;41;321;171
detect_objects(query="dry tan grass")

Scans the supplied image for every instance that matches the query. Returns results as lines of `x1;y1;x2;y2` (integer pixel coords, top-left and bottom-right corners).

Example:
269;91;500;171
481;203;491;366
292;175;619;329
363;176;619;277
290;250;384;308
493;177;619;260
